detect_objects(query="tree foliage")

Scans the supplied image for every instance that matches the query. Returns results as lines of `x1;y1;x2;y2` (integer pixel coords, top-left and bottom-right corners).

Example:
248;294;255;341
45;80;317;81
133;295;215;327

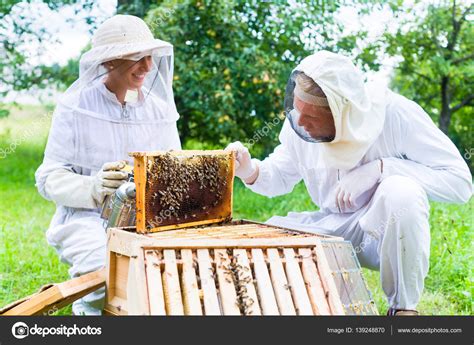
0;0;95;116
383;1;473;167
145;0;380;156
4;0;471;167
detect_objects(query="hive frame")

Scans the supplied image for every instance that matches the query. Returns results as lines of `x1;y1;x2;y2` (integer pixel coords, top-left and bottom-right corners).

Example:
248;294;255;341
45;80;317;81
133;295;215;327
130;150;235;233
118;237;346;316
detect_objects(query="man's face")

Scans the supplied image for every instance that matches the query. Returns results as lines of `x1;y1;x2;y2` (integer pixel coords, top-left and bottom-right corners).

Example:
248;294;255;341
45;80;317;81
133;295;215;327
294;96;336;140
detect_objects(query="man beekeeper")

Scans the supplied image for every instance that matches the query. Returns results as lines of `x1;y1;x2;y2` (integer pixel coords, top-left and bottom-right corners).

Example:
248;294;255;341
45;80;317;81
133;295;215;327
35;15;181;315
227;51;472;315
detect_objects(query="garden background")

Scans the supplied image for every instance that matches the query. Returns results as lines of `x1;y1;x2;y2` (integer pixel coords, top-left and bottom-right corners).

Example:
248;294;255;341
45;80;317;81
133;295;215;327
0;0;472;315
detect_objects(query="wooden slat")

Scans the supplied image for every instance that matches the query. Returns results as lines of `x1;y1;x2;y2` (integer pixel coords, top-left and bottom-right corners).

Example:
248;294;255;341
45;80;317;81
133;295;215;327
130;149;232;157
214;249;240;315
141;237;320;250
228;150;235;222
170;229;279;239
147;224;263;238
108;221;337;245
148;228;302;241
127;246;150;315
109;220;339;242
322;242;351;313
283;248;313;315
148;218;233;233
197;249;220;315
134;156;147;233
105;247;115;309
162;250;184;315
299;248;331;315
107;230;319;267
180;249;202;315
1;269;105;316
267;248;296;315
312;241;345;315
233;249;261;315
251;249;279;315
144;251;166;315
105;249;128;315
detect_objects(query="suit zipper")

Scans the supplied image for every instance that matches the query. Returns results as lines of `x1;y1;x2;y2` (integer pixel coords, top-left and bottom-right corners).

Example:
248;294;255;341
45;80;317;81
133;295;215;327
337;169;342;213
122;104;130;162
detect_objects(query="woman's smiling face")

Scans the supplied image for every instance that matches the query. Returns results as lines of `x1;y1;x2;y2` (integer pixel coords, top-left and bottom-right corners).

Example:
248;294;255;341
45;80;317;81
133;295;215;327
109;56;153;89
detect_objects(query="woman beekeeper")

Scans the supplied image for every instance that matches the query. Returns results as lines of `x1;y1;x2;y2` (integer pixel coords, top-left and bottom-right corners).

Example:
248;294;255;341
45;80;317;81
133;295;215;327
227;51;472;315
35;15;181;315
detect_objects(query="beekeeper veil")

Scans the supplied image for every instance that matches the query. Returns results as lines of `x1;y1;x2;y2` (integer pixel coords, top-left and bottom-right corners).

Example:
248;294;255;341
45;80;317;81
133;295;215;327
284;50;387;170
44;15;179;171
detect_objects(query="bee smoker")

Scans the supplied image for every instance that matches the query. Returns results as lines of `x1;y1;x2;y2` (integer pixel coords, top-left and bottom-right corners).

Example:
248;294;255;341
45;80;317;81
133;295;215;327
101;176;136;229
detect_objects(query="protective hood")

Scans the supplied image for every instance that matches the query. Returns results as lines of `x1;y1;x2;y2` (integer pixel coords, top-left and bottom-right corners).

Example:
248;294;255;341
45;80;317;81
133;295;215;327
293;50;387;170
44;15;180;171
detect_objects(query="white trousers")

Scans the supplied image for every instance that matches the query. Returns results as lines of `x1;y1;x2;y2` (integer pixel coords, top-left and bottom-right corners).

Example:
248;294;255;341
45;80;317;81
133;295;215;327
266;175;431;310
46;211;107;315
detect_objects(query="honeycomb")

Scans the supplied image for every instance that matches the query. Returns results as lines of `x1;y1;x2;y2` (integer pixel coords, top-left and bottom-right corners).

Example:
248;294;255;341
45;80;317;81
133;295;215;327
132;150;234;232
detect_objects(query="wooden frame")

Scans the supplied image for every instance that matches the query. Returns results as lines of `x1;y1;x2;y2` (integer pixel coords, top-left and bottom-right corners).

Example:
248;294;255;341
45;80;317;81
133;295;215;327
130;150;235;233
106;227;348;316
124;237;345;315
105;221;377;316
1;270;105;316
105;220;343;315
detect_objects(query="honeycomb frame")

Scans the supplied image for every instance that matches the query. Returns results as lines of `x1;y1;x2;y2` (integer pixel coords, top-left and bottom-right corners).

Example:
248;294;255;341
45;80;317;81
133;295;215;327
130;150;235;233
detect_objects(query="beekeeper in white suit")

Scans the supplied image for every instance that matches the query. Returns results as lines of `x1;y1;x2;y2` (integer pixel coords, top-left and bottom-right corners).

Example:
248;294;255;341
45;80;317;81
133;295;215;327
227;51;472;315
35;15;181;315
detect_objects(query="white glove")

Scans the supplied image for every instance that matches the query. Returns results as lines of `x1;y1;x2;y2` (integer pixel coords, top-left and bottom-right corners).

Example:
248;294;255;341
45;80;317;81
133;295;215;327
45;161;129;209
225;141;258;180
91;161;129;205
335;159;382;212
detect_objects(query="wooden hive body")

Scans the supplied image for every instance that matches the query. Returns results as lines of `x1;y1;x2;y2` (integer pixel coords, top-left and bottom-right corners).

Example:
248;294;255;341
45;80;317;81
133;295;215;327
130;150;235;233
105;221;377;315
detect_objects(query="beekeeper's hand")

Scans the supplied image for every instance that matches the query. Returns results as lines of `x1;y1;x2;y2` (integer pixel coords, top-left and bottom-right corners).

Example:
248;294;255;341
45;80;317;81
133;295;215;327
335;159;383;212
91;161;129;205
225;141;259;184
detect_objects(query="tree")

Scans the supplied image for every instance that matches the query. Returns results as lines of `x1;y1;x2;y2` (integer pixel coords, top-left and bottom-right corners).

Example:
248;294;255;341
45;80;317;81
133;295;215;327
144;0;381;156
117;0;153;17
0;0;96;116
384;1;473;138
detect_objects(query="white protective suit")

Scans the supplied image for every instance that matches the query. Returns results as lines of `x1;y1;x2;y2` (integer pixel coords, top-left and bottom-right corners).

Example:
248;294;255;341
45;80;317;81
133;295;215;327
35;15;181;315
245;52;472;311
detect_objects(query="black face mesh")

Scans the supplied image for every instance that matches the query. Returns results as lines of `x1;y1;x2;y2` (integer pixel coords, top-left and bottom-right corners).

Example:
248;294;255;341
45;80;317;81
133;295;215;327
144;152;233;230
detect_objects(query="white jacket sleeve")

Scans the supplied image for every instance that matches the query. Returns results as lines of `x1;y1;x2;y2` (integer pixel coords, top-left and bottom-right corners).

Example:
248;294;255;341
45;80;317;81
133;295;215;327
245;119;302;197
382;96;472;204
35;157;98;209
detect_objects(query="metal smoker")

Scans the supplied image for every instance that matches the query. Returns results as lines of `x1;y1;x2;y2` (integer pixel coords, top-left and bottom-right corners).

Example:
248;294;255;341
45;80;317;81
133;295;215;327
101;172;136;229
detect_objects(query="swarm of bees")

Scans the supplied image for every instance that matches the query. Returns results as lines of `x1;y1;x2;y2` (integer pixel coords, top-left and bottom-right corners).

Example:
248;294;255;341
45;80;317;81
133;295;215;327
228;252;256;315
145;152;230;230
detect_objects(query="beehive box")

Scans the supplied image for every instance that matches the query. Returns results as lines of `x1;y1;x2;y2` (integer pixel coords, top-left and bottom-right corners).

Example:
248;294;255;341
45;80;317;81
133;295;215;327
105;221;378;315
130;150;235;233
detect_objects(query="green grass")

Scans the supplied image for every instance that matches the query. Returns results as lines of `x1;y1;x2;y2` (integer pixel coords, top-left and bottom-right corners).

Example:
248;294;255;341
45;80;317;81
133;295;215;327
0;105;472;315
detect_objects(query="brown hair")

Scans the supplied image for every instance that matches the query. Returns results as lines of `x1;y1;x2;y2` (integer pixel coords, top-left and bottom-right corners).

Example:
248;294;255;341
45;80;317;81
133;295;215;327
295;73;327;98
